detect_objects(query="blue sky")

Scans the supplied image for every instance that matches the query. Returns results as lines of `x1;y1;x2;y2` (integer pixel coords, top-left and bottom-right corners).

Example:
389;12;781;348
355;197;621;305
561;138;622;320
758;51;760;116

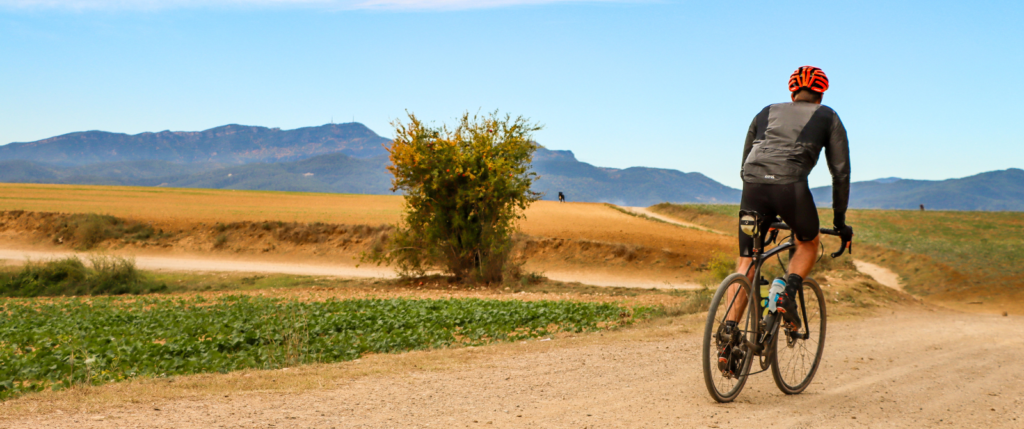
1;0;1021;189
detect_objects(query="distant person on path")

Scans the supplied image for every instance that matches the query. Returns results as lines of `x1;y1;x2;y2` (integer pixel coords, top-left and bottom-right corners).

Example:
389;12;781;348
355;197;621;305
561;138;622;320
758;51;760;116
920;204;925;211
558;192;566;203
724;66;853;342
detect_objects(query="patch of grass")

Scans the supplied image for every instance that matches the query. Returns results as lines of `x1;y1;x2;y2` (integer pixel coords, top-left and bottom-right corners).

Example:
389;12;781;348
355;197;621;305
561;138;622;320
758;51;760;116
0;256;167;297
213;234;229;249
148;272;356;293
42;213;172;250
650;202;1024;297
0;295;647;400
661;287;715;317
847;209;1024;276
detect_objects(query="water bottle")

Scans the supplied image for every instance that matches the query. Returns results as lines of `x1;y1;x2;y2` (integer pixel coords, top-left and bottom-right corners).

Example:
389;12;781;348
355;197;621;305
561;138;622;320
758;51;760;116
767;278;786;313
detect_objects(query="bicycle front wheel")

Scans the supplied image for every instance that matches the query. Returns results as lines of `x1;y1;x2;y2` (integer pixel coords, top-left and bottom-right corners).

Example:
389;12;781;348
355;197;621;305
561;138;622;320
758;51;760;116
770;277;827;394
702;273;755;403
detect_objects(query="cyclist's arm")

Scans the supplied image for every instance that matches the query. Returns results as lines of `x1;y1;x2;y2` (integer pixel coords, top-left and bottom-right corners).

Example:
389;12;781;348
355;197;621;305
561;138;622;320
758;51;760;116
741;116;756;179
825;110;851;227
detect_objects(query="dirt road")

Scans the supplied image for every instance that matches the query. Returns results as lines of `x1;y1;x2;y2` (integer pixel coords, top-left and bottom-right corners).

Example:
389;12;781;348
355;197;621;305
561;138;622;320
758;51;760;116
0;248;396;279
4;307;1021;428
0;247;703;290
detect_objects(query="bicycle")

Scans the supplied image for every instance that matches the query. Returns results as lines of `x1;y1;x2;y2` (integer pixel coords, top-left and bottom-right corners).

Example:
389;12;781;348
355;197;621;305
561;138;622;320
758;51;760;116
701;210;853;403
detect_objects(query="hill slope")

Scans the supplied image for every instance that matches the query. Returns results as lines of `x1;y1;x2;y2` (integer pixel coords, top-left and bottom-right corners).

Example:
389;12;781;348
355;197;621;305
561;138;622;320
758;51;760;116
0;148;738;205
531;149;739;205
811;169;1024;211
0;121;744;205
0;123;389;166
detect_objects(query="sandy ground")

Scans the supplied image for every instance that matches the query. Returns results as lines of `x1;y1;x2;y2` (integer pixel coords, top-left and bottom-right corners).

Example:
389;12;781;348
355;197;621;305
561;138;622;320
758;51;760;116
852;260;902;291
3;307;1022;428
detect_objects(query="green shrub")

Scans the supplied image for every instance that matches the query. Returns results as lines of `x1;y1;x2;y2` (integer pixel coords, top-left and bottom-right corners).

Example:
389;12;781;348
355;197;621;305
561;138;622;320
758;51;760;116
0;256;166;297
700;251;736;286
366;111;542;283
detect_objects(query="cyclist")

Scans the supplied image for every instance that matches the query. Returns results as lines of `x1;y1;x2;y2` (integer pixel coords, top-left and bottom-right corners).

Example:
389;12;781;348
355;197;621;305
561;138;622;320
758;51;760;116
724;66;851;338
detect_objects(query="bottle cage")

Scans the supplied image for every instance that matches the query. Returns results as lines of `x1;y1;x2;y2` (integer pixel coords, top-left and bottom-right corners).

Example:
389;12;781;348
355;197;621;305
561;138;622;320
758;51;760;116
739;209;761;237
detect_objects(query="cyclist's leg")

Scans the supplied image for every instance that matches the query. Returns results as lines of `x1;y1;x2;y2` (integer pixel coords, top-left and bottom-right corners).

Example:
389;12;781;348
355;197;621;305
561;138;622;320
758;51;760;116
774;181;821;279
788;234;820;278
726;257;753;322
772;182;820;330
731;183;775;322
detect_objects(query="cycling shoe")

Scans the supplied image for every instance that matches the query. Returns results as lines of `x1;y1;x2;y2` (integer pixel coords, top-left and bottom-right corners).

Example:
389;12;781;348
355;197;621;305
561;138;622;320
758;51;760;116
776;291;801;332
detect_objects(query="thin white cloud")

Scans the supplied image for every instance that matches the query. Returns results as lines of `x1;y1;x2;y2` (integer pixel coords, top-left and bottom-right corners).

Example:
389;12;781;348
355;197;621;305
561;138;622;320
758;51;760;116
0;0;624;10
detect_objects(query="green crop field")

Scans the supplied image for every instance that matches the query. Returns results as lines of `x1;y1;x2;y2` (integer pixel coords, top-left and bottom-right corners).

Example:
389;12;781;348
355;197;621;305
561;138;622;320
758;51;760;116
0;295;647;400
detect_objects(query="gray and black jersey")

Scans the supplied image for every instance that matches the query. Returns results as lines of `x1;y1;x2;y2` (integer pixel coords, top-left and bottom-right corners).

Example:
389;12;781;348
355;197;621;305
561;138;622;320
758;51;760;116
741;101;851;220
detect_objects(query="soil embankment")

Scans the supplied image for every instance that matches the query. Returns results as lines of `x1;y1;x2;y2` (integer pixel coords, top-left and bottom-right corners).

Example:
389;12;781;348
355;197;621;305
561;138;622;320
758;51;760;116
0;202;731;289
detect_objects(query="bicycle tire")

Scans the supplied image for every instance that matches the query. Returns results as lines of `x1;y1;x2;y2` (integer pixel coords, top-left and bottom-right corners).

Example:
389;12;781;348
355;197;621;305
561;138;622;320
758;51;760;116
702;273;755;403
770;277;827;394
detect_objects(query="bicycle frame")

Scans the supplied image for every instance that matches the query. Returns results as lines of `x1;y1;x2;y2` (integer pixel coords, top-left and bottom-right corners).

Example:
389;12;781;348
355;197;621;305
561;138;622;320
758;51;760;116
730;224;824;357
705;212;851;399
745;236;812;347
734;232;794;356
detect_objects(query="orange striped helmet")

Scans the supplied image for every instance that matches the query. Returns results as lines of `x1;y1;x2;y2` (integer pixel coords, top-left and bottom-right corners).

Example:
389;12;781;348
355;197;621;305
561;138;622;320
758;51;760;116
788;66;829;93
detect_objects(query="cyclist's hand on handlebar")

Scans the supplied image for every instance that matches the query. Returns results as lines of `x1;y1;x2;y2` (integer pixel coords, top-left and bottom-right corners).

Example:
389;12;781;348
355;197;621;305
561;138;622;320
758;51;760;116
835;224;854;241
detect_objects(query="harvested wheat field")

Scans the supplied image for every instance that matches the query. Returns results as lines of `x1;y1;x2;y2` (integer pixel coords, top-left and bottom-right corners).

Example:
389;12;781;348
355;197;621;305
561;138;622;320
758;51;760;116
0;184;404;225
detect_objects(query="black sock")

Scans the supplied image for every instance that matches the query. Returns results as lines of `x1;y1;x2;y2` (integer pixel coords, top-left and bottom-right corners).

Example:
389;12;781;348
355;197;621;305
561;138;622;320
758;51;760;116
785;273;803;296
725;320;738;329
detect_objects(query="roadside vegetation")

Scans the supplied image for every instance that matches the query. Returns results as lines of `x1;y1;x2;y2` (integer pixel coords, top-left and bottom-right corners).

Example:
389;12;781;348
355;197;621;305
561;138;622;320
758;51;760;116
0;295;649;400
365;111;541;283
0;256;166;297
39;212;172;250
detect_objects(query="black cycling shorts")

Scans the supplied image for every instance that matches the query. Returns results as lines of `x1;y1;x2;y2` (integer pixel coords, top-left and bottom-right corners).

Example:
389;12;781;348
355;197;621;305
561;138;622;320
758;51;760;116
738;181;820;257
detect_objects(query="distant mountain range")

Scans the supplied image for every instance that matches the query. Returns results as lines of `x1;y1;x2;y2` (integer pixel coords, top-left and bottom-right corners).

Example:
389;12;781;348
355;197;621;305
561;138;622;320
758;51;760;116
812;169;1024;211
1;123;1020;210
0;123;389;166
0;123;738;206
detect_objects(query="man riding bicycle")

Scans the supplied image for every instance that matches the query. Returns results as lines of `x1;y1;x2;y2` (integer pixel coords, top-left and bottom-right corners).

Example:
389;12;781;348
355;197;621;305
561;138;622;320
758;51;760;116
725;66;852;338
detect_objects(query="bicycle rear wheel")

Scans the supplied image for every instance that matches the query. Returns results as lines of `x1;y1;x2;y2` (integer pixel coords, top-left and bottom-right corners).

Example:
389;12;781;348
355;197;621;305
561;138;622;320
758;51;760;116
702;273;755;403
770;277;827;394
